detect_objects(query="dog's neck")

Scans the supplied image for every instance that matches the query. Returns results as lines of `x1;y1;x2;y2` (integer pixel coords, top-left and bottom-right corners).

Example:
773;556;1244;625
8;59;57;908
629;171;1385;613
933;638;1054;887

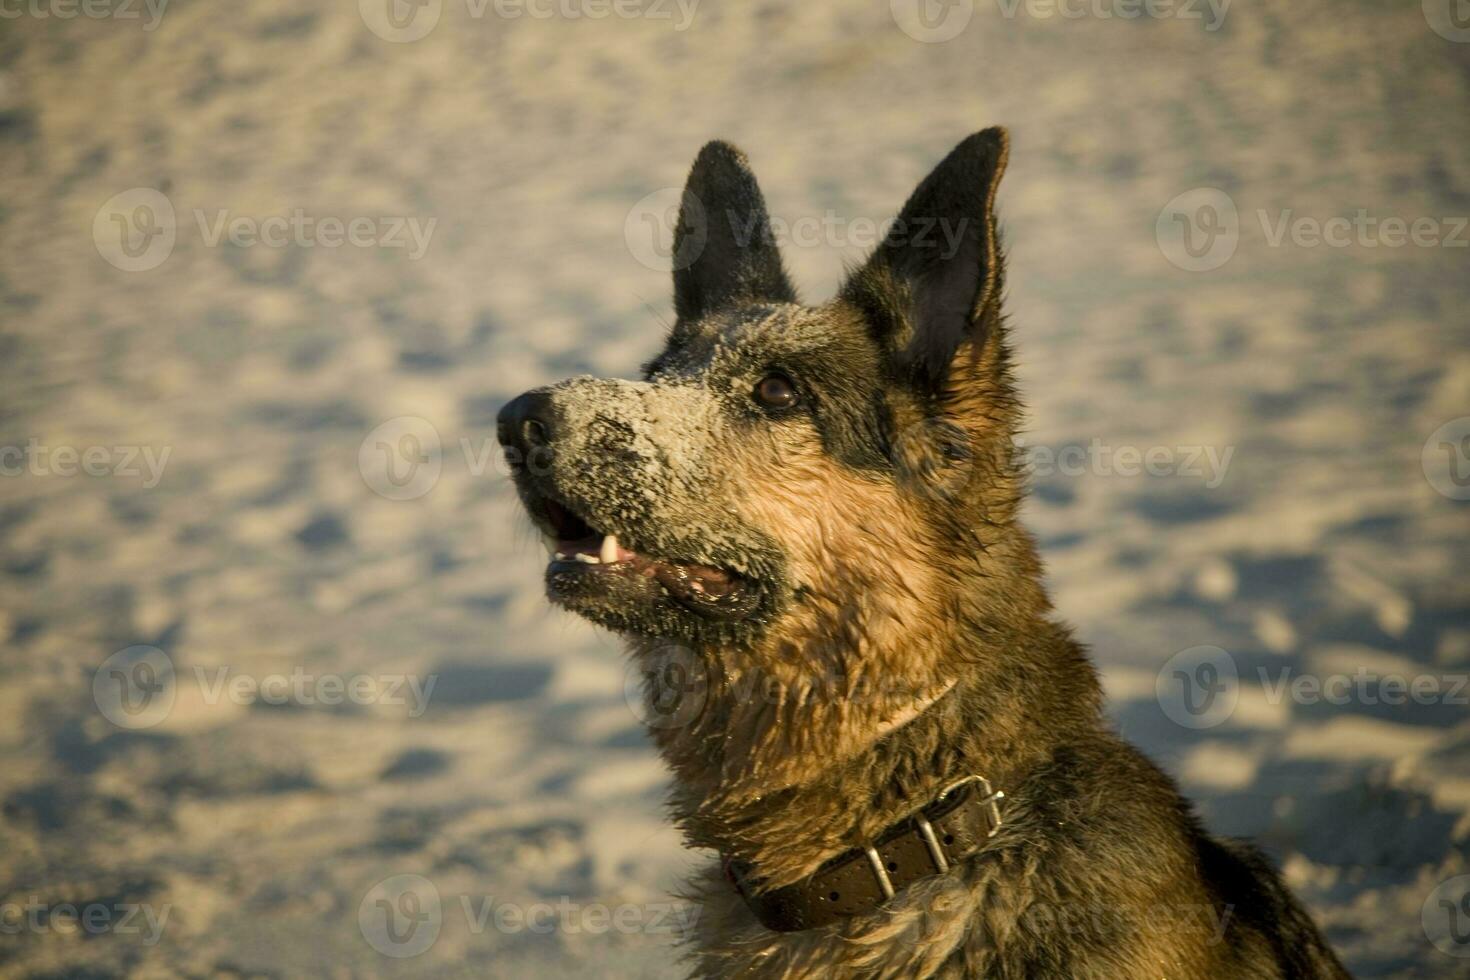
871;675;959;739
631;543;1101;887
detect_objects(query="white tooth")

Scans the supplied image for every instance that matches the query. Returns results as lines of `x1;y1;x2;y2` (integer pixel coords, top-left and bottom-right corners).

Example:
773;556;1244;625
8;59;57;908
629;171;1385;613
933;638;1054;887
555;551;570;560
574;552;599;564
542;534;557;557
600;534;619;564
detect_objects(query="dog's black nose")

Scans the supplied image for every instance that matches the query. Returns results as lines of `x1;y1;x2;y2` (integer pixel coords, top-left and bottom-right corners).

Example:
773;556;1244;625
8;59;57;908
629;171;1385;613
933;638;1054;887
497;390;557;457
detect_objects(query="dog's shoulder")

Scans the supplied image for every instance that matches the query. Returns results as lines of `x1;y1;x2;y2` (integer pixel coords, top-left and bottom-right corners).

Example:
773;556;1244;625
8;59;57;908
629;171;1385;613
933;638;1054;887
1191;832;1353;979
995;734;1351;978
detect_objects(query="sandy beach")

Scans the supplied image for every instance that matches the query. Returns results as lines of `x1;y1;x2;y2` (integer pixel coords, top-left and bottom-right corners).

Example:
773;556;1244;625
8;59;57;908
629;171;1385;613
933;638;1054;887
0;0;1467;975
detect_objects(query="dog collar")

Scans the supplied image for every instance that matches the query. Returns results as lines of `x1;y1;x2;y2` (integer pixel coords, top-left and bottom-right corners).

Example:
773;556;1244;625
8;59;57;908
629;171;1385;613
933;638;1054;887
722;774;1005;933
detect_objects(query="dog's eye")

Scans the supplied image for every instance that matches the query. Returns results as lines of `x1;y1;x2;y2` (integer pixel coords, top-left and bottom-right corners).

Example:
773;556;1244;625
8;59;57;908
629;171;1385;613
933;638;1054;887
753;373;798;410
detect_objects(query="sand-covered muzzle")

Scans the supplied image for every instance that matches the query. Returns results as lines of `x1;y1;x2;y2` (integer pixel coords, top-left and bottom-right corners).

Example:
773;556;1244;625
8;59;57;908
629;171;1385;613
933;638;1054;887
504;375;779;634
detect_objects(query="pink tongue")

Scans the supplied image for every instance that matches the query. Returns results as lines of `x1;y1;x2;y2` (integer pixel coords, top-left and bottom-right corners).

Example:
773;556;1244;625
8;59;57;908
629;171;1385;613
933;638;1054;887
653;561;736;598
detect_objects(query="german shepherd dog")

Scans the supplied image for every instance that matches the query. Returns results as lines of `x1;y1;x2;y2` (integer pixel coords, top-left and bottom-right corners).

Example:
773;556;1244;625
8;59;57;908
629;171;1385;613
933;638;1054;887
498;129;1349;978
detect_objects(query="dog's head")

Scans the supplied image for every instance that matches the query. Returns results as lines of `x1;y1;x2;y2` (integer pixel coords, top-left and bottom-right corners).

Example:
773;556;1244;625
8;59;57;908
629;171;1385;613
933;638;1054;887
500;129;1023;652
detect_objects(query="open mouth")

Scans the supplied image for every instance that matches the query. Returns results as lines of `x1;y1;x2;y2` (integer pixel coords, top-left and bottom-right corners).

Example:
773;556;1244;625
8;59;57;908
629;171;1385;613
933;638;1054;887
537;497;755;619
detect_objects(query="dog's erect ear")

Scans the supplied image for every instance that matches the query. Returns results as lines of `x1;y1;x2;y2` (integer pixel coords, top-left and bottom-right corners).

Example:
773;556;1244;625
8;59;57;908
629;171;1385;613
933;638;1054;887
672;141;798;323
841;128;1009;393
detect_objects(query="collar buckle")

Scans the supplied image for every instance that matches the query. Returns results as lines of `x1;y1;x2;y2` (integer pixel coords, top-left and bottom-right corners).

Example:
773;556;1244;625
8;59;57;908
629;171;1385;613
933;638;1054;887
931;773;1005;838
884;774;1005;900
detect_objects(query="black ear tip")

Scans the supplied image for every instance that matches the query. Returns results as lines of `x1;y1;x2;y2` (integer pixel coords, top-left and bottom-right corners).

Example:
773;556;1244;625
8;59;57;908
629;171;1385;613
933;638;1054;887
692;140;752;173
957;126;1010;167
976;125;1009;145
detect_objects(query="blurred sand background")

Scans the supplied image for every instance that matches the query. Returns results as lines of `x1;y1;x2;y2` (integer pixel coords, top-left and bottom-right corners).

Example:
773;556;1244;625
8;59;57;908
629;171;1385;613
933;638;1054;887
1;0;1468;976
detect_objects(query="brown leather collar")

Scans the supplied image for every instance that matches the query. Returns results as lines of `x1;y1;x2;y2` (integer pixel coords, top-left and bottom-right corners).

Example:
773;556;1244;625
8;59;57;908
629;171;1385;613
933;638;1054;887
723;775;1005;933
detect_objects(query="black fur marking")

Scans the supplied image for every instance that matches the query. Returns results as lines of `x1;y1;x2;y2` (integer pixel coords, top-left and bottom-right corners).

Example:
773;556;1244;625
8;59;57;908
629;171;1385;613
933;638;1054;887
841;128;1009;393
674;142;799;324
756;333;894;475
1194;831;1349;976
